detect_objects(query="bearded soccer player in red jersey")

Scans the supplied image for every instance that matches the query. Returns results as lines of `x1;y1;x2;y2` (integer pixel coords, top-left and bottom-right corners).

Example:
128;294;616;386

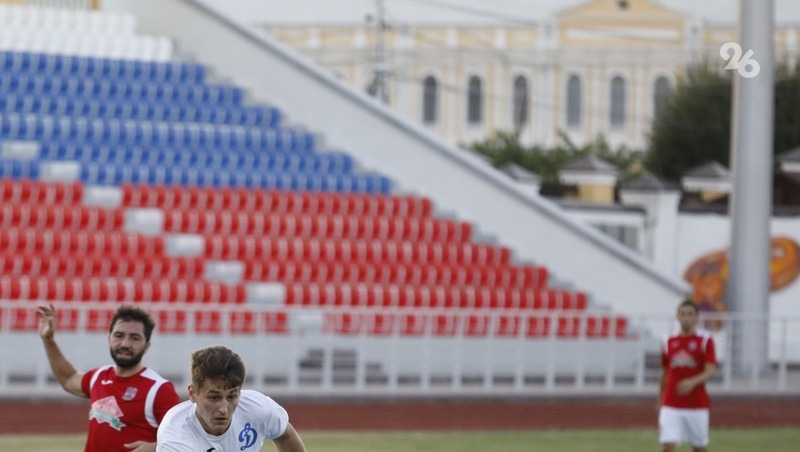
38;304;181;452
658;299;718;452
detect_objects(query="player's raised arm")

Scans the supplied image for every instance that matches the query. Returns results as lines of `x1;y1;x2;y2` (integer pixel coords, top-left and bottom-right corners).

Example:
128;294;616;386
273;423;307;452
37;304;86;398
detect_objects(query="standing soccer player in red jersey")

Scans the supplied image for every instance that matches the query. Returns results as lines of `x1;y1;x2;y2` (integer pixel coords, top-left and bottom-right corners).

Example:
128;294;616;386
38;304;181;452
658;298;718;452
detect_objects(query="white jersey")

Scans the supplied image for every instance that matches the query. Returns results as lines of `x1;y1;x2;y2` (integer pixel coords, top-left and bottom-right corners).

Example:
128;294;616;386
157;389;288;452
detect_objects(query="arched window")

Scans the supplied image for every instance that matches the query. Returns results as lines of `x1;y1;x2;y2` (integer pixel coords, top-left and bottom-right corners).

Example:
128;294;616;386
467;75;483;125
422;75;438;124
653;76;672;120
512;75;529;128
610;76;626;128
566;74;582;128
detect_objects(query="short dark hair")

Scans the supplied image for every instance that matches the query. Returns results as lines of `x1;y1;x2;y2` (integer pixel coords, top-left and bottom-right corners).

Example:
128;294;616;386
191;346;246;390
678;298;699;313
109;305;156;342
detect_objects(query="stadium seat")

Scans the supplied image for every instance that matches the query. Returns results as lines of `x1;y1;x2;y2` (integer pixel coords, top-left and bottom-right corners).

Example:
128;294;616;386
229;310;256;335
262;310;289;334
193;311;221;334
85;307;115;332
0;9;636;351
0;204;125;231
399;313;428;336
327;312;363;335
11;307;38;332
525;316;552;338
154;309;187;334
368;313;396;335
0;180;83;204
433;314;457;336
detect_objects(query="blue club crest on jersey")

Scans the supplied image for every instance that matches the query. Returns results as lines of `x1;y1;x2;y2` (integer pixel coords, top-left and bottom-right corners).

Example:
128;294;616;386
238;422;258;450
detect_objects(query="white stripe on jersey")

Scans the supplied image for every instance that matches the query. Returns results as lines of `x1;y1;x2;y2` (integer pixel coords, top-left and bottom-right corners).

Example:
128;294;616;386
141;368;171;428
88;365;114;391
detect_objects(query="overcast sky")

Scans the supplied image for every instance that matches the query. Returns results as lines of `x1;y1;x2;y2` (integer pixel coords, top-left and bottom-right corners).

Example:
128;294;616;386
203;0;800;27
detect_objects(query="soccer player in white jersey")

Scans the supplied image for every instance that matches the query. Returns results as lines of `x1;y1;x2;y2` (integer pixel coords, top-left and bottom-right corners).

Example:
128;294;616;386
157;345;306;452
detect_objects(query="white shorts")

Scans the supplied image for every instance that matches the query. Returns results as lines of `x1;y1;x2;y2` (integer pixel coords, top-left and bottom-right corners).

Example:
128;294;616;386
659;406;710;447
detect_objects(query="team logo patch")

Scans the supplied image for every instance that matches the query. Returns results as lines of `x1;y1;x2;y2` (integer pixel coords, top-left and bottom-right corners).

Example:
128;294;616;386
671;349;698;368
238;422;258;450
89;395;126;431
122;387;138;401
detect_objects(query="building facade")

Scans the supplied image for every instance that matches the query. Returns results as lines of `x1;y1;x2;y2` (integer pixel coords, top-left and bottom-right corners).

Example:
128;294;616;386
260;0;798;149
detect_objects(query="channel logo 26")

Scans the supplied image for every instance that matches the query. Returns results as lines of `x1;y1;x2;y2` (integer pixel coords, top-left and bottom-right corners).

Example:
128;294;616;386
720;42;761;78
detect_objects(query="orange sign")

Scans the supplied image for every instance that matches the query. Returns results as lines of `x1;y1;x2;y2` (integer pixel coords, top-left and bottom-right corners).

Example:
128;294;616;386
683;237;800;324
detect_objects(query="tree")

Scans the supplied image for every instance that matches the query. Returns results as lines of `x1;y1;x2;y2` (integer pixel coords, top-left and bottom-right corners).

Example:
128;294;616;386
647;62;800;181
468;131;645;185
646;64;732;181
774;64;800;154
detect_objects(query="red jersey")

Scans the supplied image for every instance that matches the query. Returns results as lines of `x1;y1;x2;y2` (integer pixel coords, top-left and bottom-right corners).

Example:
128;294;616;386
80;365;180;452
661;331;716;409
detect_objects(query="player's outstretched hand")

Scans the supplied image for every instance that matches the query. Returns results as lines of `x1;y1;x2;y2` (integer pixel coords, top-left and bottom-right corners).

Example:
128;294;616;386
124;440;156;452
37;304;57;340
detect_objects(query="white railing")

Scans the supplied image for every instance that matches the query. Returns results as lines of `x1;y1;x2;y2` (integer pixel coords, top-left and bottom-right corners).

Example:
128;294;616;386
1;300;798;399
25;0;95;10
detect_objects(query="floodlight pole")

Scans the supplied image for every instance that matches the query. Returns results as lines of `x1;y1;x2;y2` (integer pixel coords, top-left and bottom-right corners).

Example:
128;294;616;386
727;0;774;377
373;0;389;104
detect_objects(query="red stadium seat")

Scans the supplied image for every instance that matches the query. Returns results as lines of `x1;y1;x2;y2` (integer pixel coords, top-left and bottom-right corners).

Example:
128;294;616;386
283;284;302;306
368;313;396;335
428;287;450;309
0;179;83;205
465;315;489;336
11;307;38;331
263;311;289;334
86;308;115;332
155;310;187;333
586;316;607;338
525;316;552;338
328;312;362;335
194;311;221;334
400;313;428;335
574;292;588;311
229;310;256;334
497;315;520;337
614;317;628;338
82;279;110;302
0;179;16;203
433;314;457;336
56;307;80;331
557;316;581;338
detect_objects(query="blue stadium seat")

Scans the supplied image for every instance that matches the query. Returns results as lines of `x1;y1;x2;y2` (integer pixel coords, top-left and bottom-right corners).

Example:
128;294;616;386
79;162;103;184
0;159;40;179
0;52;207;86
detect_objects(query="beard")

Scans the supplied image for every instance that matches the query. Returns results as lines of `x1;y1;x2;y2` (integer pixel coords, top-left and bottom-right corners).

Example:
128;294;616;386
110;347;145;369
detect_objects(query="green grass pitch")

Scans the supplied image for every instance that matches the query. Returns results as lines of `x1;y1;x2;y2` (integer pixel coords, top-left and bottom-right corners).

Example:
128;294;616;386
1;428;799;451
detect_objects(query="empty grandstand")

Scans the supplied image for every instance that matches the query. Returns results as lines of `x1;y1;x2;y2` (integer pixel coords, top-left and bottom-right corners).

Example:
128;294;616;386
0;0;797;399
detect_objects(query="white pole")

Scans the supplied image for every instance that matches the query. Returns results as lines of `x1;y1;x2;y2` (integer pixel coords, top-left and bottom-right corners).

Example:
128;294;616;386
727;0;774;376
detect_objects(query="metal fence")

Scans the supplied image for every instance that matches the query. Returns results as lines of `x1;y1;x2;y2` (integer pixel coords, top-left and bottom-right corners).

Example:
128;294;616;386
1;301;798;399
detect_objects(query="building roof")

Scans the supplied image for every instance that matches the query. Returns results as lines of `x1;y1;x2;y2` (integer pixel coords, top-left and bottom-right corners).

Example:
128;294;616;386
778;146;800;163
499;162;540;183
561;154;619;175
622;172;681;191
206;0;800;27
683;161;729;179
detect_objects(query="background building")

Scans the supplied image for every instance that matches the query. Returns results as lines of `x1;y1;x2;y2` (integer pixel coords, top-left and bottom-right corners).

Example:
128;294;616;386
226;0;800;149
